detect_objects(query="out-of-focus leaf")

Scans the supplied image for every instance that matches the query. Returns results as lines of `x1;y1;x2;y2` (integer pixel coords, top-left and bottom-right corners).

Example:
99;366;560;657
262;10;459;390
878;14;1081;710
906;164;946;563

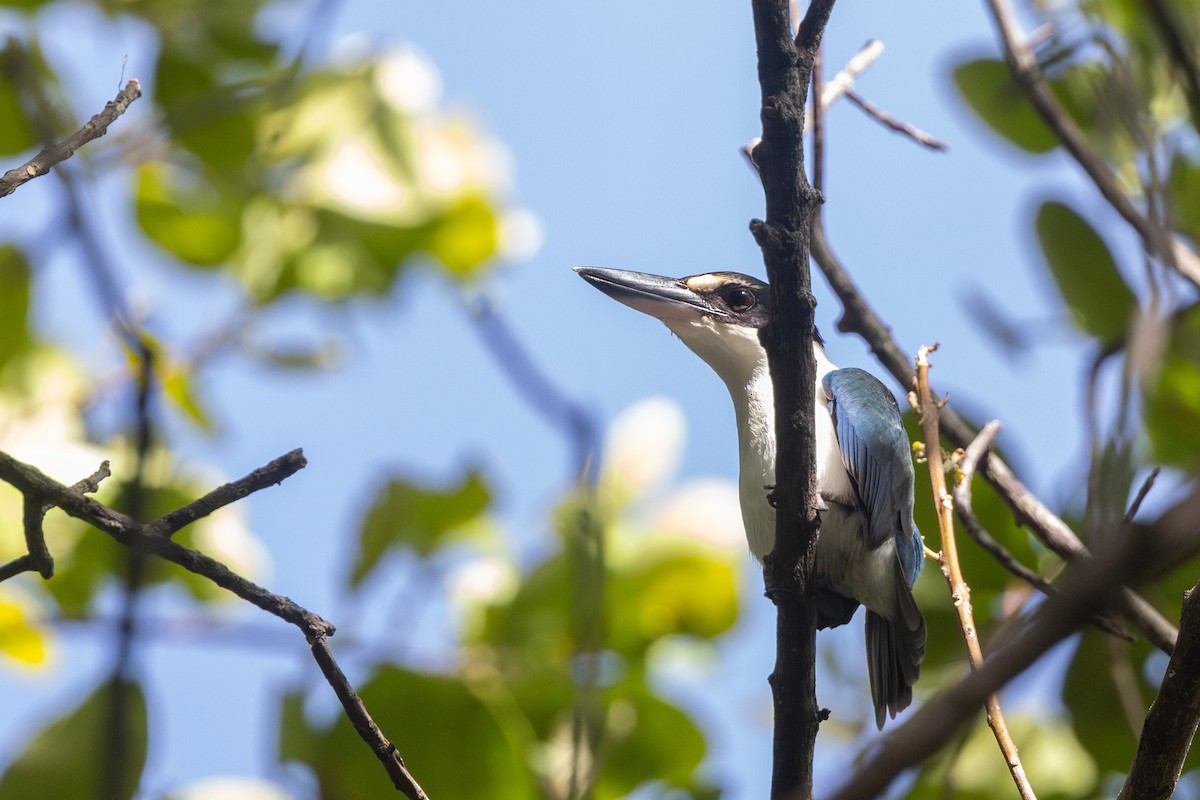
136;163;242;266
0;678;146;799
480;556;571;660
908;713;1098;799
1064;630;1150;775
352;470;492;585
162;364;215;433
595;686;709;798
1035;200;1136;342
0;246;31;368
279;666;537;799
1169;153;1200;245
155;51;257;171
0;591;50;667
607;554;737;656
427;194;499;279
953;59;1060;154
0;46;36;155
1144;305;1200;470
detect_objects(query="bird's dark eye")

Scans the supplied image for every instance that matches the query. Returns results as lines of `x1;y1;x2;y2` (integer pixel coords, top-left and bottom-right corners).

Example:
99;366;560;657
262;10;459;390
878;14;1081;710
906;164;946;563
724;287;756;313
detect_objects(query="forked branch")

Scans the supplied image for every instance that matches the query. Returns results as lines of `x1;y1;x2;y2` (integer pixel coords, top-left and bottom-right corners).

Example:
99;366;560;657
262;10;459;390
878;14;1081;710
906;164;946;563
0;448;430;800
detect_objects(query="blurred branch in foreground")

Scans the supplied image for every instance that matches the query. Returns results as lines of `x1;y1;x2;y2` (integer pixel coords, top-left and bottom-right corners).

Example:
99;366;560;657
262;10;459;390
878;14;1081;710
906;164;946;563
0;78;141;199
0;448;431;800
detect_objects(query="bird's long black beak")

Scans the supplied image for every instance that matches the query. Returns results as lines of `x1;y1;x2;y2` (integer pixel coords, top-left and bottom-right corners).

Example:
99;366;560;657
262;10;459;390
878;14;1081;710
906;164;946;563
574;266;718;322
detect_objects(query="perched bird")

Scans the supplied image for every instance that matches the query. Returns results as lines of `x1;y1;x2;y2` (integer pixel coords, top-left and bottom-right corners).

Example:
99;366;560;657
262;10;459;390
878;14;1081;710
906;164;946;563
576;266;925;728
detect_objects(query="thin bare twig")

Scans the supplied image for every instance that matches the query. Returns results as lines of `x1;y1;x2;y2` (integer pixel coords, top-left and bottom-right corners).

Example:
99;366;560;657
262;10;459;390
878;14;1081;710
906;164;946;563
982;0;1200;288
1124;467;1161;524
953;422;1131;640
0;448;430;799
0;79;141;199
742;38;884;169
844;89;949;151
0;461;111;581
915;346;1036;800
148;449;308;538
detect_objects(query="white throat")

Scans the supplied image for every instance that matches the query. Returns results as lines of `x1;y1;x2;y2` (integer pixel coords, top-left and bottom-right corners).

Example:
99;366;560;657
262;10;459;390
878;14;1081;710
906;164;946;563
664;319;849;558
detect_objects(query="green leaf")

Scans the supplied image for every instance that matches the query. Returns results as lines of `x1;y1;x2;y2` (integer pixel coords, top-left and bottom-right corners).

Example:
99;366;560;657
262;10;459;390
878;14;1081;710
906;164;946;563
279;666;537;799
1035;200;1136;342
1145;305;1200;470
1063;630;1149;775
0;678;147;799
427;194;500;279
607;554;738;655
135;163;242;266
1168;153;1200;245
953;59;1060;154
352;470;492;585
0;44;37;155
162;364;215;433
0;246;31;368
595;685;709;798
154;50;257;171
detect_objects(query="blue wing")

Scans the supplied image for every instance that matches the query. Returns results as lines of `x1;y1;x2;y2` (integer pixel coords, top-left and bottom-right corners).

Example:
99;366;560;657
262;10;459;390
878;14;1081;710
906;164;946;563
822;368;923;586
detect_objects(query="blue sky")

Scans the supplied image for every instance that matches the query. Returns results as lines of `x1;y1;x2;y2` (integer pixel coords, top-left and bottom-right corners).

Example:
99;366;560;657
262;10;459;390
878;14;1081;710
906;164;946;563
0;0;1137;797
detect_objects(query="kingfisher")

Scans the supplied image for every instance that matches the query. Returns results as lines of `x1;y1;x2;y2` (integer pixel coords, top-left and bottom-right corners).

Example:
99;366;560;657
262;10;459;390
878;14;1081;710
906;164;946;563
576;266;926;728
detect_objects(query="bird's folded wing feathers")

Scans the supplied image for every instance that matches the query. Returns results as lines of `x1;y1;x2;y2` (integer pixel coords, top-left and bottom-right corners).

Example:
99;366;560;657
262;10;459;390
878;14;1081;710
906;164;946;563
822;368;917;552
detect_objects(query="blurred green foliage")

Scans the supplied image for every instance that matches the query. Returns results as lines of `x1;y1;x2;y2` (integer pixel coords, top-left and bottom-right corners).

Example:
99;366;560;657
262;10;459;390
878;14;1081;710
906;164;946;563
0;0;1198;795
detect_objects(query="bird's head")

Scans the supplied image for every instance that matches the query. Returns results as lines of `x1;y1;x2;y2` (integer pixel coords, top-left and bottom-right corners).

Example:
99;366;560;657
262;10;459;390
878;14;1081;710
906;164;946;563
575;267;823;388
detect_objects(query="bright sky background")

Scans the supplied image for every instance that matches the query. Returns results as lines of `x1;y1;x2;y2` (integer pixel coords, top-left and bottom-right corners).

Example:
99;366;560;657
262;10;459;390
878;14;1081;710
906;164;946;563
0;0;1139;797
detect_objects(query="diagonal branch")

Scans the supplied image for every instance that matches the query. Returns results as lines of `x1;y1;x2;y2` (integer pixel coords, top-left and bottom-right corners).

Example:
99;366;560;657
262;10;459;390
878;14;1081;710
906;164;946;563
954;422;1131;640
0;79;142;199
0;448;430;799
831;480;1200;799
148;449;308;538
982;0;1200;288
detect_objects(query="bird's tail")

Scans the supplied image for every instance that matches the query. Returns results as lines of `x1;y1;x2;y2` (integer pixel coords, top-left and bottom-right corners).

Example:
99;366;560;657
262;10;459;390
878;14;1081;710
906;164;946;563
865;558;926;729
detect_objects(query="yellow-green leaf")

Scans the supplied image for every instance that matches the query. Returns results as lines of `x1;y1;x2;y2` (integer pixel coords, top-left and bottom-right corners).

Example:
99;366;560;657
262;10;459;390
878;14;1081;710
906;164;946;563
1035;200;1136;342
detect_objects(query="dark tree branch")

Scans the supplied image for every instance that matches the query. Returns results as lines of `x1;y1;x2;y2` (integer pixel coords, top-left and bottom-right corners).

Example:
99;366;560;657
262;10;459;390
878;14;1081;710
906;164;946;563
749;1;836;797
808;218;1179;653
1118;578;1200;800
982;0;1200;287
148;449;308;538
831;481;1200;799
0;79;141;199
0;448;431;799
0;461;111;581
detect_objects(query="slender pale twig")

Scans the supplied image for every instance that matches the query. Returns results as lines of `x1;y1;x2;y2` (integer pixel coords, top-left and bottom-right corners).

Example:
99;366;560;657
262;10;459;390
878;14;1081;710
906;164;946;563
0;79;141;198
915;345;1037;800
844;89;948;151
742;38;884;169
